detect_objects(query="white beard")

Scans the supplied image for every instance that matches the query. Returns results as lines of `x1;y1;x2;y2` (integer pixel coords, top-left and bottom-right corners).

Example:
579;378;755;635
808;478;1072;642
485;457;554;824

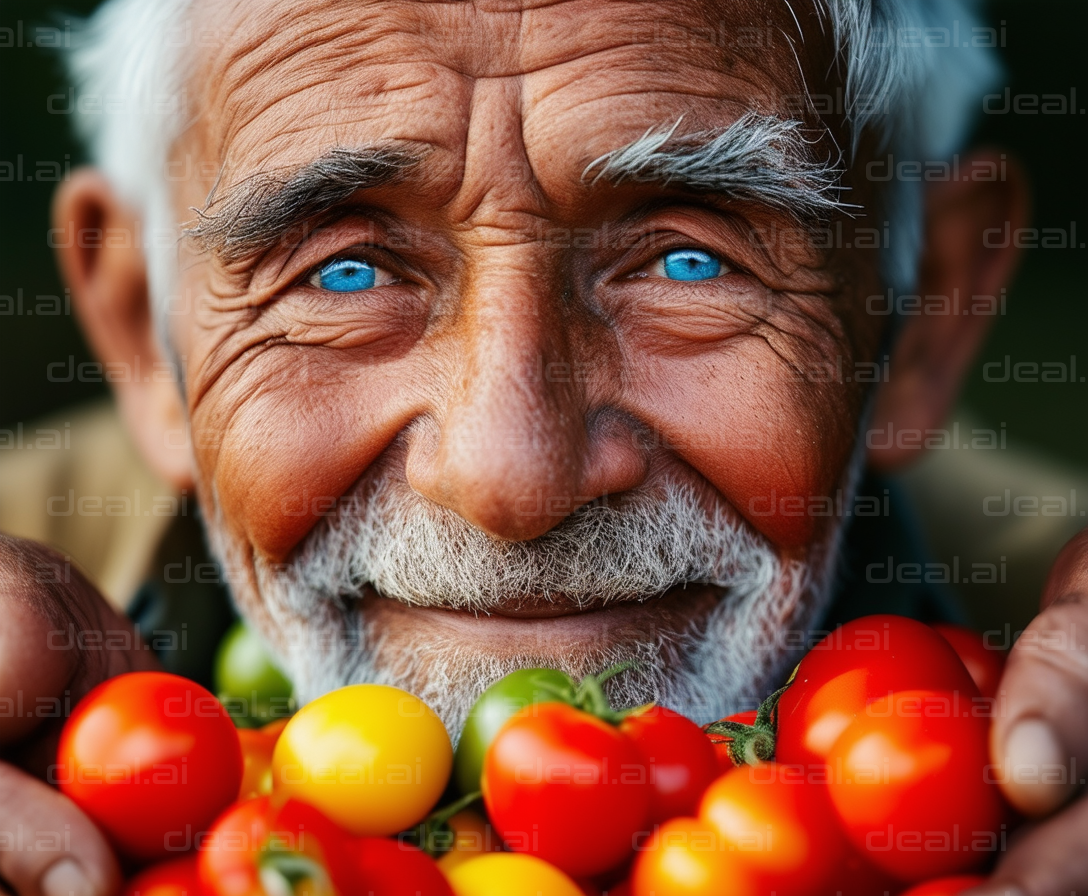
206;448;861;738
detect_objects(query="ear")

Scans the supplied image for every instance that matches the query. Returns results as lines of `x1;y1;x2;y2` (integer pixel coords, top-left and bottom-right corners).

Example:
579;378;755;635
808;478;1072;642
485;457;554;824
867;151;1029;471
53;168;194;490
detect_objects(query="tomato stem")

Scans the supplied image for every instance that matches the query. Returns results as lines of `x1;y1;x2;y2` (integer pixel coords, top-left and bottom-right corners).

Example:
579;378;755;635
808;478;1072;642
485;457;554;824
703;680;793;767
405;789;483;857
572;661;642;725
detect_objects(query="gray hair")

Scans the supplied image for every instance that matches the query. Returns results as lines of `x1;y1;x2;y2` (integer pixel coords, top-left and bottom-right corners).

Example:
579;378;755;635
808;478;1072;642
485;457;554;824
64;0;999;345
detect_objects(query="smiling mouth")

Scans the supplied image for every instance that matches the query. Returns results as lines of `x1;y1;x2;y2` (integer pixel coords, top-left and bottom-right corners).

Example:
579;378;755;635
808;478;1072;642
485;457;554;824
361;583;725;639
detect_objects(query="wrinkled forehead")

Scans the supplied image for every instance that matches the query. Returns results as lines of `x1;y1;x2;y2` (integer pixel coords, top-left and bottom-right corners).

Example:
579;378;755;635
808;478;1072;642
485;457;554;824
188;0;831;197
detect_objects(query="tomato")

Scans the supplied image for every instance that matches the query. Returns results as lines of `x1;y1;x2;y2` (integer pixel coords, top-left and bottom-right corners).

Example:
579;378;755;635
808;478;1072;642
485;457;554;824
272;684;451;837
482;702;651;878
435;810;503;873
703;710;758;774
932;624;1006;700
237;718;291;799
776;615;981;771
827;690;1005;882
445;854;584;896
123;857;204;896
454;668;574;794
697;764;849;896
897;875;987;895
56;672;242;862
350;838;453;896
821;848;901;896
214;620;295;727
630;817;747;896
236;729;275;800
198;797;356;896
619;706;719;822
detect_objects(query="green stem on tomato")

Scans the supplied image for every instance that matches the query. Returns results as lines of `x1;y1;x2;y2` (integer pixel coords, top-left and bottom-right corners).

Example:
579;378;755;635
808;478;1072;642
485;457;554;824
406;790;483;858
703;670;798;767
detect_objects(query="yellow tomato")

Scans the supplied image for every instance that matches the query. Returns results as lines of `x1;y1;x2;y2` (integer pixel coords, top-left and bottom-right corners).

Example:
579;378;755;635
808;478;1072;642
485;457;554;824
436;810;502;873
271;684;451;836
446;854;583;896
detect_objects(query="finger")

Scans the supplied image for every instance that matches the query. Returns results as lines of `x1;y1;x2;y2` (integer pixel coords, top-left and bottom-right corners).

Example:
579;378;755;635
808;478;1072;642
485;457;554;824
0;761;120;896
1040;527;1088;609
964;791;1088;896
0;535;160;770
989;589;1088;816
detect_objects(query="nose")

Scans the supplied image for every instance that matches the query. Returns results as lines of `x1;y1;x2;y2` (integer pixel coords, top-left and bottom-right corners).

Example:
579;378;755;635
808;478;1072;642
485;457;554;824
405;253;647;541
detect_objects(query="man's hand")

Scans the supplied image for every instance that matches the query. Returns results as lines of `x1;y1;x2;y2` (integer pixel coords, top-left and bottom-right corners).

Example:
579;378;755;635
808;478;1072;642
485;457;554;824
971;528;1088;896
0;535;159;896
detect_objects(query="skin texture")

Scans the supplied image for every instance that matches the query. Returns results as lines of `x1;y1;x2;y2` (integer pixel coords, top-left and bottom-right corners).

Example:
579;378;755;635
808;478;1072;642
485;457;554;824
0;1;1082;894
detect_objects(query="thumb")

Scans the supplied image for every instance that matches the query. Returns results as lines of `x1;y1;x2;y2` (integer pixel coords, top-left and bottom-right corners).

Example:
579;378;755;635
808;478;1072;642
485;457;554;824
989;529;1088;817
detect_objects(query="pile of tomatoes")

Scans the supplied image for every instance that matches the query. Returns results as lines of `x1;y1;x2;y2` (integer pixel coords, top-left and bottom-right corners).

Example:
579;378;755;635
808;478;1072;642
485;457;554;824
53;614;1010;896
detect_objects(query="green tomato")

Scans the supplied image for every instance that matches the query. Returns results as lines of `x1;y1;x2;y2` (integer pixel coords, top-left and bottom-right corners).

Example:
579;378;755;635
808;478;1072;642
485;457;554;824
213;620;294;727
453;668;574;795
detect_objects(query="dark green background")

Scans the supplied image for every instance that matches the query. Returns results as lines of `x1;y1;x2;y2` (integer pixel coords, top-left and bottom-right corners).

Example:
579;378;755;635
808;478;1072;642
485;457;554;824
1;0;1085;471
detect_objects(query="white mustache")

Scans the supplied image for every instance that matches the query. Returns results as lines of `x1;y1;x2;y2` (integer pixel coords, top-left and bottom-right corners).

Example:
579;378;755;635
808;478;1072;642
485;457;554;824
277;472;784;614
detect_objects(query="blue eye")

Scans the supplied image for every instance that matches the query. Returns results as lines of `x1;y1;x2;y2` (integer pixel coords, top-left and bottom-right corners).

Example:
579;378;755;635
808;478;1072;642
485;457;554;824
314;258;377;292
662;248;722;281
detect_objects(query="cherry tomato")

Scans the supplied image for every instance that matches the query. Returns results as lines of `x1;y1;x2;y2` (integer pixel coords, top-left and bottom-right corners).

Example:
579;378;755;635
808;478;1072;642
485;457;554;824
932;624;1006;700
272;684;451;837
454;668;574;794
821;848;901;896
236;728;276;800
703;710;758;774
122;857;204;896
350;838;453;896
827;690;1006;882
445;854;584;896
776;615;981;771
56;672;242;862
698;764;850;896
435;810;503;873
630;817;748;896
234;718;289;800
214;620;294;727
897;875;986;895
482;702;651;878
197;797;356;896
619;706;719;822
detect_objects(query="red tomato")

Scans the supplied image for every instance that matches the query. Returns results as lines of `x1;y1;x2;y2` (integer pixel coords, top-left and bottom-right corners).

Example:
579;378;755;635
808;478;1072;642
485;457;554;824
630;817;748;896
897;875;986;895
123;857;204;896
932;624;1006;700
198;797;356;896
827;690;1006;882
619;706;719;822
56;672;242;862
703;710;758;774
236;728;276;800
819;848;901;896
350;838;453;896
776;616;981;771
698;764;850;896
482;702;651;878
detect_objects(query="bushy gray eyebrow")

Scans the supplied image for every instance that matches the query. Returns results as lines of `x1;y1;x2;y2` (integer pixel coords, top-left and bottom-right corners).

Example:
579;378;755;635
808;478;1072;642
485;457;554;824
582;112;850;223
184;145;423;263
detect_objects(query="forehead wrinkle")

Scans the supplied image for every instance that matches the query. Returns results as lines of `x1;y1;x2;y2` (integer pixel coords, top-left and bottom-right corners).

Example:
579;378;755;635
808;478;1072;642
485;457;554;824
185;0;845;240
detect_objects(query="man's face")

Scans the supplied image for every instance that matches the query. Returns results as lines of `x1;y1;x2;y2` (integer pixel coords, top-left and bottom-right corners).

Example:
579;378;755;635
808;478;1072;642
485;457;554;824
169;0;887;727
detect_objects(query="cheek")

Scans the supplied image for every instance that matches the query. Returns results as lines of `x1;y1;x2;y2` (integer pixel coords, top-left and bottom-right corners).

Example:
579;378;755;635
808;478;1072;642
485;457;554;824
190;347;426;560
632;348;862;548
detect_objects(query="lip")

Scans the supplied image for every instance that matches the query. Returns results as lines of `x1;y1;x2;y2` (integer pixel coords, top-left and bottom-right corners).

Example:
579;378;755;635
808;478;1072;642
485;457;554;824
361;583;724;644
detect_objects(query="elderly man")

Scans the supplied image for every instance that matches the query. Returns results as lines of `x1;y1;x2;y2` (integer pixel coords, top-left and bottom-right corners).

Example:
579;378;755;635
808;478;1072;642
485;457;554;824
0;0;1085;893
